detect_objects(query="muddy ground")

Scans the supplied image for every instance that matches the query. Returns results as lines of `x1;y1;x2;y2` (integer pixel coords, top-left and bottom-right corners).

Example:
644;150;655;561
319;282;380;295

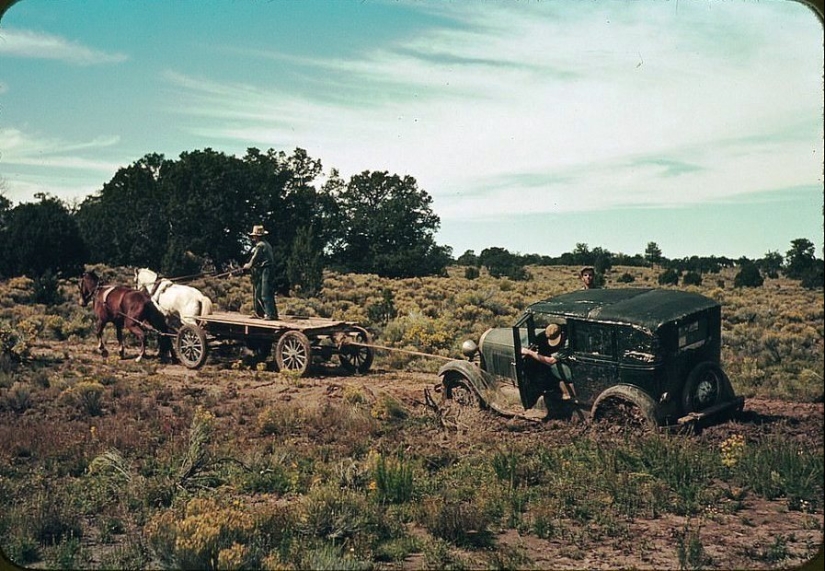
7;338;825;570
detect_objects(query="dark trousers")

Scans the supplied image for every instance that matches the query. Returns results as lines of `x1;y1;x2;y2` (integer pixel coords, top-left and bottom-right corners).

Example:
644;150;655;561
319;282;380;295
252;267;278;319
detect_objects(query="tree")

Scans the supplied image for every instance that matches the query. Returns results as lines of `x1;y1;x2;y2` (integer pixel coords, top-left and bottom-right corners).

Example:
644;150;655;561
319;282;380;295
784;238;816;279
479;247;529;280
286;225;324;297
645;242;663;266
0;190;11;278
456;250;479;267
4;194;87;279
734;259;764;288
327;171;451;277
757;251;783;279
75;153;170;267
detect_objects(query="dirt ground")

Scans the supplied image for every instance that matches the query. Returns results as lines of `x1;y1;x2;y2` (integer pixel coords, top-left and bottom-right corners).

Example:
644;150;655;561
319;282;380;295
11;339;825;570
150;351;825;570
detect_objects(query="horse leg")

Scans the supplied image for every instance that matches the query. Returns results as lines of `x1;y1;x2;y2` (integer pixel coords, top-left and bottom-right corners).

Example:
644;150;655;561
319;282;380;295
127;323;146;362
116;324;126;359
96;322;108;358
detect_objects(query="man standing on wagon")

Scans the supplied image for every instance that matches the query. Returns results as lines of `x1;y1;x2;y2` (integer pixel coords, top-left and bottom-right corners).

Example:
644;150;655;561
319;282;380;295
243;225;279;320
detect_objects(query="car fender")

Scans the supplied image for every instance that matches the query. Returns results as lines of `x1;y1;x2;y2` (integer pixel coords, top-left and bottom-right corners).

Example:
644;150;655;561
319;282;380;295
592;384;659;425
438;359;497;405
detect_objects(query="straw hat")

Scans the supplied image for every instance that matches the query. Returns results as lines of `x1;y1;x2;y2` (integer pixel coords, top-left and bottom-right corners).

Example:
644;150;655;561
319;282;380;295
249;225;268;237
545;323;563;347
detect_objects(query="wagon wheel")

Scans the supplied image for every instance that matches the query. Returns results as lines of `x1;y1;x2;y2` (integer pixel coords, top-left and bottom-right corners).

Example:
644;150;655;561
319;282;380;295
338;326;374;374
275;330;312;376
681;362;724;414
175;323;208;369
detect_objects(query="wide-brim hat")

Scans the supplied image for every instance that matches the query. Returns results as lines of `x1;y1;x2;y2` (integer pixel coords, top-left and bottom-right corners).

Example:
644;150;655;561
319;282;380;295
545;323;563;347
249;225;268;236
580;266;595;275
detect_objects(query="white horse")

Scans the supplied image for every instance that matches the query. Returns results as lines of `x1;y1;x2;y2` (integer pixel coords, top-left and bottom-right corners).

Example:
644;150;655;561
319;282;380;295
134;268;214;326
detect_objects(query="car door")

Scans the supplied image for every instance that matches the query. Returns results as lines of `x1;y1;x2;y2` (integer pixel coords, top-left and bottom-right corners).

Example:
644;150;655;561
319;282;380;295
512;313;544;410
567;320;618;405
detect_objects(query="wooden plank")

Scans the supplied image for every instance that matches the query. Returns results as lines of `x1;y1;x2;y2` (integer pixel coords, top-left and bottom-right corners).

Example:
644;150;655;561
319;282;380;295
195;311;353;331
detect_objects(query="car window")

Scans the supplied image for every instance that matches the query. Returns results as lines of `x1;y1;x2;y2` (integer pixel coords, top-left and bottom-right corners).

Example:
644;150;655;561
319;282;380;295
618;326;658;364
678;316;708;351
573;322;615;358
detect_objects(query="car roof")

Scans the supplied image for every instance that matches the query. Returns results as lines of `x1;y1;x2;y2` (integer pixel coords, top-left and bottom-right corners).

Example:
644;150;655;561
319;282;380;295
527;288;720;333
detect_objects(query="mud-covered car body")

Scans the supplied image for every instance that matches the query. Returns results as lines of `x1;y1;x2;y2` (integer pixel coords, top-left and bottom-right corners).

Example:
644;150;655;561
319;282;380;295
439;288;744;426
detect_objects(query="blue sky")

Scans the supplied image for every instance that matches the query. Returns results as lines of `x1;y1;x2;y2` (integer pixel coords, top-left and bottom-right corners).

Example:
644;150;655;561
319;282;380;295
0;0;822;260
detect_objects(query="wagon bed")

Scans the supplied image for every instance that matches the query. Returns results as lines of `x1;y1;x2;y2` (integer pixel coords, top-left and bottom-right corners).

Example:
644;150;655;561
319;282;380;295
174;311;374;375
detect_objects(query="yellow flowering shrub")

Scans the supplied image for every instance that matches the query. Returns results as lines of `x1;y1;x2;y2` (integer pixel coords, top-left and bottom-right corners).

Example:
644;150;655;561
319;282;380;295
145;496;255;570
720;434;746;469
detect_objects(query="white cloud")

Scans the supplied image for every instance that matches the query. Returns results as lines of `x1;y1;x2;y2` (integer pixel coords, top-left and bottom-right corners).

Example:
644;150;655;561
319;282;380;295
157;1;822;228
0;27;128;65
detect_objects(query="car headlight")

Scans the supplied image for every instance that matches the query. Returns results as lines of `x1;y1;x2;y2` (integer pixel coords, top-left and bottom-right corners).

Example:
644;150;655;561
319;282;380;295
461;339;478;358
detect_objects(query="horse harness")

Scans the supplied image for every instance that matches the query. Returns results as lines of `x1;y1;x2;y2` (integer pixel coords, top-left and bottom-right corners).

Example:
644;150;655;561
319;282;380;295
149;279;174;305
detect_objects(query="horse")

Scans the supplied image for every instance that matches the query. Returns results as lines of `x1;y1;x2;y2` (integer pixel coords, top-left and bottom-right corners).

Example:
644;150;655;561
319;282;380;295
78;270;172;362
134;268;214;326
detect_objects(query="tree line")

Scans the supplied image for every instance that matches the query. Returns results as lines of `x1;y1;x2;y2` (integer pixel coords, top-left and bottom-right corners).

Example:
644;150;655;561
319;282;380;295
0;146;822;298
0;147;452;297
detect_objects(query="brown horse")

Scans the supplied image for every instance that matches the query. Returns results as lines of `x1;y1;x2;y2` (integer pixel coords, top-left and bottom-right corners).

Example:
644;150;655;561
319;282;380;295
78;270;172;362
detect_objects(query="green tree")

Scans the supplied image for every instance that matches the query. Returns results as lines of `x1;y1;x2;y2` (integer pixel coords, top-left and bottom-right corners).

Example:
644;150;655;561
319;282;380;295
784;238;816;279
75;153;169;267
645;242;663;266
286;225;324;297
479;247;528;280
757;251;783;279
456;250;479;267
0;190;11;278
327;170;451;277
734;259;764;288
4;194;87;279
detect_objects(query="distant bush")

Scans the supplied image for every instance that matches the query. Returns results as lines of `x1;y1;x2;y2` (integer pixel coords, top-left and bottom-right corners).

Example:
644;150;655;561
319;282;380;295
800;262;823;290
616;272;635;283
464;266;480;280
657;269;679;285
734;263;764;288
682;271;703;286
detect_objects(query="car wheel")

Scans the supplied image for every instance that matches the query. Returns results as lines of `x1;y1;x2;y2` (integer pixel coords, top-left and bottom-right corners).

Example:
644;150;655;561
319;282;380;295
682;362;724;414
443;373;485;409
592;385;658;429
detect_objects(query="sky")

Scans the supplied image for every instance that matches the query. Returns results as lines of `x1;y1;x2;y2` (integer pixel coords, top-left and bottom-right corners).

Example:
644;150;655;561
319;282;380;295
0;0;822;261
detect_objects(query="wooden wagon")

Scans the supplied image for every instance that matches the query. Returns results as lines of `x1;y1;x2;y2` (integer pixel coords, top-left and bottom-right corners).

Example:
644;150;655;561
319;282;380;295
174;312;374;376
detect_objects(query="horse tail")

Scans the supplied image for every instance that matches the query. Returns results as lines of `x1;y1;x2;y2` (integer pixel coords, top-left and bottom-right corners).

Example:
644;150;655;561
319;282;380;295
200;295;214;317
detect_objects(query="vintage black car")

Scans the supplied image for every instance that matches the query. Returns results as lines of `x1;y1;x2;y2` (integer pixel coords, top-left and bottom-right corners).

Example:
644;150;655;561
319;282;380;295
438;288;744;426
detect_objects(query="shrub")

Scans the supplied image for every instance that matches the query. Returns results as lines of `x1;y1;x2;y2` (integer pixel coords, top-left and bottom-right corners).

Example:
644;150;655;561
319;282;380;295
734;263;763;288
658;268;679;285
616;272;635;283
418;497;494;548
372;453;414;504
60;380;105;416
464;266;480;280
682;271;703;286
145;497;256;571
